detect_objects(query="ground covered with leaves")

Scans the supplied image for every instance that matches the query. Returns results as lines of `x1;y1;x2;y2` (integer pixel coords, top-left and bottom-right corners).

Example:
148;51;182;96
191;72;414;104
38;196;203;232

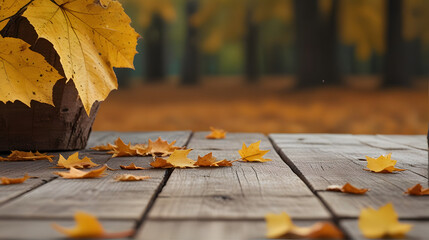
93;77;427;134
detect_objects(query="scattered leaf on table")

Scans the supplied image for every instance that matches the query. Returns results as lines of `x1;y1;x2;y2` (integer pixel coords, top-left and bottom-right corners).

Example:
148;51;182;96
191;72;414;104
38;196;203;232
326;183;369;194
120;163;146;170
56;152;98;169
404;184;429;196
114;174;151;181
91;143;117;151
23;0;139;114
206;127;227;139
52;211;134;239
365;153;405;173
54;165;107;179
1;174;30;185
265;212;343;239
194;153;233;167
238;141;271;162
358;203;412;239
150;158;173;168
166;149;197;168
110;138;139;157
0;150;54;162
146;137;182;156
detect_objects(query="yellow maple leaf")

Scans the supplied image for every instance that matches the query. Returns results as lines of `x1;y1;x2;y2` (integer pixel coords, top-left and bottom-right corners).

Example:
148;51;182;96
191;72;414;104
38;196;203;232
404;184;429;196
358;203;412;239
110;138;138;157
146;137;182;157
206;127;227;139
0;150;54;162
150;157;173;168
91;143;117;151
56;152;98;169
326;182;369;195
114;174;151;181
54;165;107;179
120;163;146;170
166;149;197;168
194;152;233;167
0;36;62;107
365;153;405;173
0;0;29;31
1;174;30;185
266;212;343;239
238;141;271;162
52;211;134;238
23;0;139;114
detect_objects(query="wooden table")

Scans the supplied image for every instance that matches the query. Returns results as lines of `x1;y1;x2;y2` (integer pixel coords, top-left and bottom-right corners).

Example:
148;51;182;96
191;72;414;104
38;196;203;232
0;132;427;239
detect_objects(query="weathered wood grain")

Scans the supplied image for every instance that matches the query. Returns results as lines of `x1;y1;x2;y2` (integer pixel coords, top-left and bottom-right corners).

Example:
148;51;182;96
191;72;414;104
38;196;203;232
188;132;272;150
137;219;325;240
148;133;330;220
354;135;413;150
377;134;427;151
341;220;429;240
270;133;429;219
0;219;134;240
0;131;191;220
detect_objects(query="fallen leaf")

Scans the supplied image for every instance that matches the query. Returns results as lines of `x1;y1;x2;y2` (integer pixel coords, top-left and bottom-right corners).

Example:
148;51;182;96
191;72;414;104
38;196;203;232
358;203;412;239
0;150;54;162
150;157;173;168
23;0;139;114
54;165;107;179
238;141;271;162
365;153;405;173
120;163;146;170
206;127;227;139
52;211;134;239
56;152;99;169
266;212;343;239
1;174;30;185
146;137;182;156
91;143;117;151
0;36;62;107
326;183;369;194
114;174;151;181
404;184;429;196
194;153;233;167
110;138;139;157
166;149;197;168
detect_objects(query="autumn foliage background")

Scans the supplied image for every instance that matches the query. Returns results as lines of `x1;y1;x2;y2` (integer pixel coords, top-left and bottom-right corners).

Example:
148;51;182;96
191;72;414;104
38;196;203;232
94;0;428;134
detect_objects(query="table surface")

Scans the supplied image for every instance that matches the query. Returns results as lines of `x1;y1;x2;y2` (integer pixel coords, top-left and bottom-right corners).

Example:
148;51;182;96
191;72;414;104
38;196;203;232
0;131;427;240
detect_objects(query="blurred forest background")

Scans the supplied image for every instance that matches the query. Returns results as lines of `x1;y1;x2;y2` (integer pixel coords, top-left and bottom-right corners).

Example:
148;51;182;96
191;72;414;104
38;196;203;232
93;0;428;134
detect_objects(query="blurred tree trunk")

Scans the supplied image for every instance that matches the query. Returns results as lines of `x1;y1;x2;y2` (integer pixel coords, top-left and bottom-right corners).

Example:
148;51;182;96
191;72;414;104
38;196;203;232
244;6;259;83
320;0;340;85
384;0;409;87
145;14;165;83
181;0;199;85
293;0;322;87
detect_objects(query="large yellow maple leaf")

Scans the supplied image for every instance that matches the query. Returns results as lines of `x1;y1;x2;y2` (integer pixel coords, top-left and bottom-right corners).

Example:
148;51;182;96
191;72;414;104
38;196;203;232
365;153;405;173
238;141;271;162
358;203;412;239
0;36;62;107
0;0;30;31
23;0;139;114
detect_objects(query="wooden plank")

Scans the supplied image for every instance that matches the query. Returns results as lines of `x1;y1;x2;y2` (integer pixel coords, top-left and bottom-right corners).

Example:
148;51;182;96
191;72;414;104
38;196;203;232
270;134;429;219
354;135;412;150
341;220;429;240
148;133;330;220
0;131;191;220
137;220;324;240
187;132;272;150
377;134;427;151
0;219;134;240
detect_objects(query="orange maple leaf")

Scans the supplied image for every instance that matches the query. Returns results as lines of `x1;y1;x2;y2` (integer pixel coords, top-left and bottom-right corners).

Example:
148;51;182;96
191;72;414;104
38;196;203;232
194;152;234;167
152;149;197;168
266;212;343;239
326;183;369;194
238;141;271;162
52;211;134;239
120;163;146;170
146;137;182;157
0;151;54;162
56;152;99;169
54;165;107;179
404;184;429;196
91;143;117;151
150;157;173;168
365;153;405;173
206;127;227;139
114;174;151;181
1;174;30;185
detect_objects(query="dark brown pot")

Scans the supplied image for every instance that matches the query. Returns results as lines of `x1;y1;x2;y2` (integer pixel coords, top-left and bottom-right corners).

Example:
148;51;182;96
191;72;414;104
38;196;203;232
0;17;99;151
